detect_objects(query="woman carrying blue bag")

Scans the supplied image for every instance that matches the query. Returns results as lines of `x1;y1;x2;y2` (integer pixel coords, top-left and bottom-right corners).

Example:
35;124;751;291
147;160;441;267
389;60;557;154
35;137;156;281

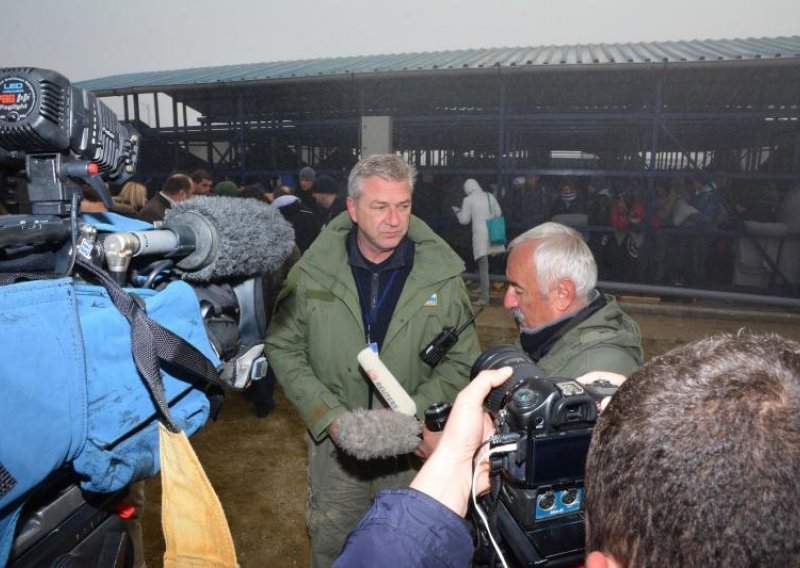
452;179;506;306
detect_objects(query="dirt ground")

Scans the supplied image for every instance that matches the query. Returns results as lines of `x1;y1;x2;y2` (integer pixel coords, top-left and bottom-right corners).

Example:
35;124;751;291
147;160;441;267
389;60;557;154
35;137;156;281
141;289;800;567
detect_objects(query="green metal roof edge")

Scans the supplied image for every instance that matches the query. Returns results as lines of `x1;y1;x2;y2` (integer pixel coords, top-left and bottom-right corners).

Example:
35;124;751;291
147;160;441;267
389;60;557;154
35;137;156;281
75;35;800;94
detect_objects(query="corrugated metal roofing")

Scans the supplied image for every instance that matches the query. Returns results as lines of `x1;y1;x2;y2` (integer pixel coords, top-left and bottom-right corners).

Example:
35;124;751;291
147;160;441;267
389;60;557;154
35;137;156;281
76;36;800;93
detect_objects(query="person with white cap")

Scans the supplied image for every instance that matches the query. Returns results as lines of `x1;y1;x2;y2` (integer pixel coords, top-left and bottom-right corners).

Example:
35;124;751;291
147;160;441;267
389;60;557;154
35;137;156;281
452;178;505;306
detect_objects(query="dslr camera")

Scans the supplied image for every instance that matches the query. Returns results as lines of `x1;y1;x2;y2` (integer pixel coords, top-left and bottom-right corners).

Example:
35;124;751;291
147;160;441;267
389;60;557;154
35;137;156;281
471;345;612;567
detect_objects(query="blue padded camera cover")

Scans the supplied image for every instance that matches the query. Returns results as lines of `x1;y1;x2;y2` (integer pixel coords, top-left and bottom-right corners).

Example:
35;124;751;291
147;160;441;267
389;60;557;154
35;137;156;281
71;279;216;492
0;279;87;563
0;276;219;565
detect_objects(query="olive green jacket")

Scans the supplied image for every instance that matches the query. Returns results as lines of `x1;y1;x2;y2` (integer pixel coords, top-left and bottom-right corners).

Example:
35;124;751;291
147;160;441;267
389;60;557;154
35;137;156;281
536;294;644;378
265;213;480;440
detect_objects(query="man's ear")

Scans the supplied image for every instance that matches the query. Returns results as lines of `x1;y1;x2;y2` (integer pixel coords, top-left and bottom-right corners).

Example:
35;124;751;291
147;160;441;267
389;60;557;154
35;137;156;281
553;278;577;312
586;551;622;568
346;196;357;223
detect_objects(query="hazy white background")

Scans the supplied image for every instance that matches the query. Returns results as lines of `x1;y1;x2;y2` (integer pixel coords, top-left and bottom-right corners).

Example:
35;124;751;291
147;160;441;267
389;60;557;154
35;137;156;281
2;0;799;81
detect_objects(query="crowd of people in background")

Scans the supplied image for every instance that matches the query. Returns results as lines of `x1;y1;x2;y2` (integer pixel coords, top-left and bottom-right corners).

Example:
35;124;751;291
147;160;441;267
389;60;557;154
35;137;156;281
1;163;797;293
410;171;797;291
500;172;799;289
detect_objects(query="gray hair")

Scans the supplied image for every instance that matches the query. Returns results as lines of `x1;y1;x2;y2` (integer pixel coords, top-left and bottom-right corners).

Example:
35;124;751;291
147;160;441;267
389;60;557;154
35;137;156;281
347;154;417;199
509;222;597;300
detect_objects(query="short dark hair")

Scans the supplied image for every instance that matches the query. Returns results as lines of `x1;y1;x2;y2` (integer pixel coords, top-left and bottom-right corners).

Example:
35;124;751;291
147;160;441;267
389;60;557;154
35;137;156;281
240;183;266;200
585;332;800;567
161;174;193;196
190;169;213;184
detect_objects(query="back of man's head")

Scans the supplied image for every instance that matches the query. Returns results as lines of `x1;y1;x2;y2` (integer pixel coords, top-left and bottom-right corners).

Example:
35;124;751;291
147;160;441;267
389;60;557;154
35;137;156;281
585;332;800;568
162;174;193;197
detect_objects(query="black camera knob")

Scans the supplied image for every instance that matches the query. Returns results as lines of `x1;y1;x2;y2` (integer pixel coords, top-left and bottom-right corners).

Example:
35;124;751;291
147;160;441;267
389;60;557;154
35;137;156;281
424;402;452;432
512;388;539;409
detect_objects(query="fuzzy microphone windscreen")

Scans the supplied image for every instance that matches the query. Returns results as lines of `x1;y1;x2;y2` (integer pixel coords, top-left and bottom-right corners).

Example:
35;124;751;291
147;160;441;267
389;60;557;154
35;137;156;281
335;408;422;460
166;196;295;282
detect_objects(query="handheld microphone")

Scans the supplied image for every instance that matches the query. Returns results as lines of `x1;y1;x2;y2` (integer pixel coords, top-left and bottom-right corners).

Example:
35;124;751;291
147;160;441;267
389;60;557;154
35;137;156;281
332;349;421;459
103;196;295;282
356;347;417;416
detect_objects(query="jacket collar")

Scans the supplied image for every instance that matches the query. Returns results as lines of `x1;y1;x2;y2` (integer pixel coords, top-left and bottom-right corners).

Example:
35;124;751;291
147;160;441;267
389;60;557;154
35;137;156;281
307;213;464;285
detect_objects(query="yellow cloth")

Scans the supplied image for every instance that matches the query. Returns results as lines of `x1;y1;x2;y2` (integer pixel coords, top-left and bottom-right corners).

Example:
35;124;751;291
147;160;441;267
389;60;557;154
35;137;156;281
159;423;238;567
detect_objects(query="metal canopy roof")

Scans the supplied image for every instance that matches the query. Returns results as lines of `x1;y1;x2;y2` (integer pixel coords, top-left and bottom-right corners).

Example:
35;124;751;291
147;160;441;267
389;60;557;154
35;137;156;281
76;36;800;94
71;35;800;139
70;35;800;181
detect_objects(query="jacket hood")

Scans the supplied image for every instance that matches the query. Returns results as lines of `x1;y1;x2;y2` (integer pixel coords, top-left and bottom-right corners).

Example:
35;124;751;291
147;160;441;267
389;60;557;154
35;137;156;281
464;179;482;196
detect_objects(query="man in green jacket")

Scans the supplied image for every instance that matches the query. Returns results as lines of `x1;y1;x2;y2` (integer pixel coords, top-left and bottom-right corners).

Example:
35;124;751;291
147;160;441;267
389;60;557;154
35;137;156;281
266;154;480;567
504;222;643;378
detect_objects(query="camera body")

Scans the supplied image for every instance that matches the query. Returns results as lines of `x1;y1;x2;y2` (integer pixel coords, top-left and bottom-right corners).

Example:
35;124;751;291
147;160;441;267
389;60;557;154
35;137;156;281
472;345;604;567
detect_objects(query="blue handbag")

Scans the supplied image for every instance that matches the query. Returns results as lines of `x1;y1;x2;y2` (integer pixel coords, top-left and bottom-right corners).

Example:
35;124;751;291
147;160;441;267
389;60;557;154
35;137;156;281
486;193;507;245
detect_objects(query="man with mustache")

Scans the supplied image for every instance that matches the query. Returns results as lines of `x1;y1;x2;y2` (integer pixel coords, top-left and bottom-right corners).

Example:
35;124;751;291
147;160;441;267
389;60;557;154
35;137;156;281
504;222;643;378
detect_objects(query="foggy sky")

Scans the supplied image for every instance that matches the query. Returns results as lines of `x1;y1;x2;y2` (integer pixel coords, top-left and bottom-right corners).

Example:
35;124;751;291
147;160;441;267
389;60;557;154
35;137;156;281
2;0;799;82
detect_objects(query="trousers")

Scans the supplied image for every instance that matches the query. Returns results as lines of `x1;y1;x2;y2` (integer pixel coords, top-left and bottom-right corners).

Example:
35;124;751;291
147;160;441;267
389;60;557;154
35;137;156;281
477;255;490;304
306;433;416;568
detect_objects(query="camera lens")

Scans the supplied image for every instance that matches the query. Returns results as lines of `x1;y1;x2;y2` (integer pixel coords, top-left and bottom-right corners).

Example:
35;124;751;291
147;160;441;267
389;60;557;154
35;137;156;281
470;345;532;379
471;345;546;413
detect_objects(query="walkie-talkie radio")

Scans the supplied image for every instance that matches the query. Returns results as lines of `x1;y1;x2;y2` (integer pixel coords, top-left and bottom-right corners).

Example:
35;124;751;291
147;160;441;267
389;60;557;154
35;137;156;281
419;307;484;367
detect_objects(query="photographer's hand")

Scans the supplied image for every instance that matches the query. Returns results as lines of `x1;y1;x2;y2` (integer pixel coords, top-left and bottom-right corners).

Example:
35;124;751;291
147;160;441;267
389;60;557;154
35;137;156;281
327;415;342;446
414;425;441;460
410;366;512;517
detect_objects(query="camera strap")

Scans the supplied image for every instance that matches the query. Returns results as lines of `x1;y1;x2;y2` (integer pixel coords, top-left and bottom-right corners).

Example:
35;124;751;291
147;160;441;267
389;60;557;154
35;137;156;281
77;256;239;565
75;256;224;432
159;423;238;567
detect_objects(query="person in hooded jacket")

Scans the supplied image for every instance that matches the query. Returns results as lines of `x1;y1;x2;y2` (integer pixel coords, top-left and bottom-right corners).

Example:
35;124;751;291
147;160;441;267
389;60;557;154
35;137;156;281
452;178;505;306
